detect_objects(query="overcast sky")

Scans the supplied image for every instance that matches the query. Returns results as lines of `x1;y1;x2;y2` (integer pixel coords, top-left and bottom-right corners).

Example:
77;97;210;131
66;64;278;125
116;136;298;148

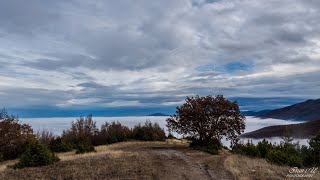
0;0;319;114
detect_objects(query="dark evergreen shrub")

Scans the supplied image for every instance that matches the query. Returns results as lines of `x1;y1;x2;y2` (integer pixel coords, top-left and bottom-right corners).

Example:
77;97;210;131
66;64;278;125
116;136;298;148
309;133;320;165
266;149;288;165
75;144;96;154
190;139;221;154
257;139;273;158
0;152;3;162
49;137;73;152
232;134;320;167
12;140;60;169
232;141;260;157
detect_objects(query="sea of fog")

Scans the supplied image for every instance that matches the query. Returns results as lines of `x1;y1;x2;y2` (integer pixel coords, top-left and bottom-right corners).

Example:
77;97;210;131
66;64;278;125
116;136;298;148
20;116;309;147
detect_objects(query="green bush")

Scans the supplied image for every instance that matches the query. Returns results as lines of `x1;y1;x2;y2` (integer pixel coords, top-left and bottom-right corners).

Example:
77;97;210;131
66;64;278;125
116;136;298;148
132;120;166;141
232;141;260;157
309;133;320;165
232;134;320;167
75;144;96;154
0;152;3;162
300;145;313;166
266;149;288;165
190;139;221;154
49;137;73;152
257;139;273;158
12;140;60;169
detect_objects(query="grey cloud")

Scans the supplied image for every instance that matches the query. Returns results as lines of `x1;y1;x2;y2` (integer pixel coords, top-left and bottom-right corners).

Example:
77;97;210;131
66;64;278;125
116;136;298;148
0;0;61;34
0;0;319;110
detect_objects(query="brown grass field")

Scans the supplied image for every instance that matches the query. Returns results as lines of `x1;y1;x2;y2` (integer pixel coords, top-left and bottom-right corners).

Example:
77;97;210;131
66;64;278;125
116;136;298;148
0;140;319;180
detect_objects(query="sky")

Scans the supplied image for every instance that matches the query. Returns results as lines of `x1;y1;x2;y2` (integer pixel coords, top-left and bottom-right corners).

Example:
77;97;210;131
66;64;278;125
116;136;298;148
0;0;319;117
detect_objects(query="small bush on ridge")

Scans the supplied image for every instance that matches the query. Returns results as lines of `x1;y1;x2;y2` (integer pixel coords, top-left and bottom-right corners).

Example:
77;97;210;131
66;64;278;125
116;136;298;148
94;121;132;145
62;115;98;146
36;130;55;149
75;144;96;154
132;120;166;141
49;137;73;152
190;139;221;154
12;140;59;169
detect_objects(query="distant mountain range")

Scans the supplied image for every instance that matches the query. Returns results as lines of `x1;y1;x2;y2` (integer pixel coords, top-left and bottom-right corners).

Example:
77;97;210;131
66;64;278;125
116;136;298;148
241;119;320;139
241;110;272;116
244;99;320;121
147;113;170;116
242;99;320;138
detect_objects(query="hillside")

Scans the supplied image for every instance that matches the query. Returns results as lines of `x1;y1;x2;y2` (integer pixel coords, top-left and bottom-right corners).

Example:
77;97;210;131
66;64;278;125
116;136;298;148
241;110;271;116
257;99;320;121
1;141;317;179
0;141;234;180
241;119;320;139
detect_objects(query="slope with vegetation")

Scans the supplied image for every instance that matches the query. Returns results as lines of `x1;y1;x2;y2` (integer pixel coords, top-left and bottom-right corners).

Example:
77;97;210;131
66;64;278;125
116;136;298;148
257;99;320;121
241;119;320;138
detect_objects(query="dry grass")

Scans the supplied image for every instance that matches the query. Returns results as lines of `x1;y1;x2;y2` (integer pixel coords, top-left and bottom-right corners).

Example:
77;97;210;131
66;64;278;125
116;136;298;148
0;142;158;180
224;154;320;180
0;141;189;180
2;141;318;180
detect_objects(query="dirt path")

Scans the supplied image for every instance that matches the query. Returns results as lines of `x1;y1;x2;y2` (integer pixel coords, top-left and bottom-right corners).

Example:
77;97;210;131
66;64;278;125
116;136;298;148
125;142;235;180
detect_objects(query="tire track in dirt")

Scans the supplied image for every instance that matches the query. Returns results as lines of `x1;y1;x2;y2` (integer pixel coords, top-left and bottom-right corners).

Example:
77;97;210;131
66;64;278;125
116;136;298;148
149;146;234;180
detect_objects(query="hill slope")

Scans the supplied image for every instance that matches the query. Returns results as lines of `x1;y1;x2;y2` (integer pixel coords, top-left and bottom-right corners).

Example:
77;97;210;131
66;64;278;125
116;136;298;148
257;99;320;121
241;119;320;139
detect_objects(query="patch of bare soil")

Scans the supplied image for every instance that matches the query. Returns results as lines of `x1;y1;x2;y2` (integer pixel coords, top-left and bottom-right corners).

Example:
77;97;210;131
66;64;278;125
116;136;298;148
121;142;235;180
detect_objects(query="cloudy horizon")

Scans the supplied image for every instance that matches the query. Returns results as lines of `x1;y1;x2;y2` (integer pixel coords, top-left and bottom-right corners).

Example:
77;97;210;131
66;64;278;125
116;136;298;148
1;0;319;117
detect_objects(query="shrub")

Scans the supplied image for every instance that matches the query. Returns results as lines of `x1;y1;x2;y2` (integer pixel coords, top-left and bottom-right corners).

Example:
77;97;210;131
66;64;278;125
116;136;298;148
232;141;260;157
190;139;221;154
49;137;73;152
62;115;98;145
132;120;166;141
266;149;288;166
75;144;96;154
12;140;60;169
94;121;132;145
36;130;55;148
308;133;320;165
0;152;3;162
257;139;273;158
232;135;320;167
0;109;35;160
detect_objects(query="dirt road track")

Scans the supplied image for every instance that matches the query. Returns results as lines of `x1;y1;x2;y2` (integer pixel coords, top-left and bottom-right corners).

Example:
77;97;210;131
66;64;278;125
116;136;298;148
128;142;235;180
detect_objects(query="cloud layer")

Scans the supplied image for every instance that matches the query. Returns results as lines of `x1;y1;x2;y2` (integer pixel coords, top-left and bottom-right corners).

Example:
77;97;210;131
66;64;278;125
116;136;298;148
0;0;319;111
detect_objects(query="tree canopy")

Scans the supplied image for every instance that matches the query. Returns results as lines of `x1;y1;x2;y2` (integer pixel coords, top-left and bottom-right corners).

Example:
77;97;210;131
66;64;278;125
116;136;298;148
166;95;245;146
